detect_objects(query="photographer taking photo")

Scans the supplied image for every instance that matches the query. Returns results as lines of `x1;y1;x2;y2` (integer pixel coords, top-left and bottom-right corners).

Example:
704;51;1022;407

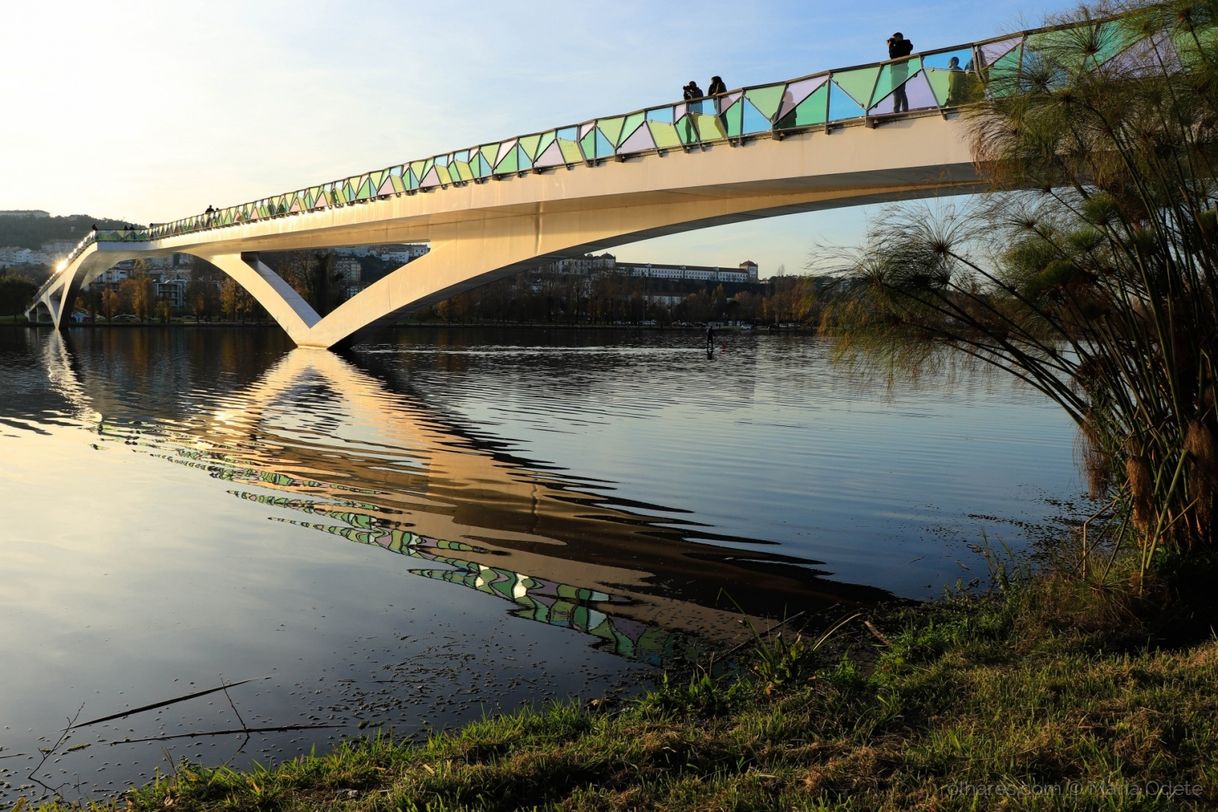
886;32;914;112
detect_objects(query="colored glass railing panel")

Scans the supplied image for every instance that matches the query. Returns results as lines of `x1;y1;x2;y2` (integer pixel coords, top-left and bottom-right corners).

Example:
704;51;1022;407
39;10;1207;282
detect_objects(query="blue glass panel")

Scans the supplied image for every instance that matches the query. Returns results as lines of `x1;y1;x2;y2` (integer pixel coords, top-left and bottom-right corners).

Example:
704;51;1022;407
742;98;772;134
827;81;865;121
922;47;975;71
595;130;614;158
646;107;673;123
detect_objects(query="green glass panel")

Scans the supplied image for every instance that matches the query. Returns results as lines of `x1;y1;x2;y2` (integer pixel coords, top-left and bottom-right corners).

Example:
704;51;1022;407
741;98;771;133
536;130;556;156
648;120;682;149
926;68;952;105
830;65;880;106
436;164;453;185
594;129;613;157
872;57;921;105
724;100;743;138
409;160;427;180
776;83;828;128
356;179;373;201
744;84;784;119
1086;20;1137;67
453;161;473;182
580;129;597;158
558;139;583;164
389;174;405;193
519;133;541;159
1175;21;1218;67
620;112;645;144
695;113;727;142
479;145;497;170
405;168;419;190
597;115;625;145
676;115;700;145
497;149;518;173
986;44;1023;96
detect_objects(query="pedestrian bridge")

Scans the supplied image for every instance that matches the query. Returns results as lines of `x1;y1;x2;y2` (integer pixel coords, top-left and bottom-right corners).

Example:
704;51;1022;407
25;16;1170;347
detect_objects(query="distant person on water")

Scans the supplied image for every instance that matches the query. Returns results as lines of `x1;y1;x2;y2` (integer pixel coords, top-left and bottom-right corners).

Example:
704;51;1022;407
887;32;914;113
706;324;715;349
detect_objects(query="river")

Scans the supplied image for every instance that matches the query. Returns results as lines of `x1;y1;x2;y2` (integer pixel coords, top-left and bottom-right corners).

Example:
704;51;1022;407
0;325;1088;802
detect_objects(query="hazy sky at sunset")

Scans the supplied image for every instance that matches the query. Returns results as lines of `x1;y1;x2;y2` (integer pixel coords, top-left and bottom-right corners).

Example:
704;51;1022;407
5;0;1080;275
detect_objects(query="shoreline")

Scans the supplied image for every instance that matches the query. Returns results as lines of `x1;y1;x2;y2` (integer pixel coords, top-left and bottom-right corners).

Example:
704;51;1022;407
29;564;1218;810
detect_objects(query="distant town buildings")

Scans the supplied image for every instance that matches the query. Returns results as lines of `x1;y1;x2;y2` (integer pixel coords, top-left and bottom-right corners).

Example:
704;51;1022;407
545;253;759;284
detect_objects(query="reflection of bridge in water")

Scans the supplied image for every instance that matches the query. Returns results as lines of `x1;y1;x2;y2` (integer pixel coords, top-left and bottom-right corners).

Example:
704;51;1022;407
47;336;890;661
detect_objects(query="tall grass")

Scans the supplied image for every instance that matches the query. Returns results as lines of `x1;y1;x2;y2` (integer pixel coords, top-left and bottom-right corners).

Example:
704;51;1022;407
822;0;1218;585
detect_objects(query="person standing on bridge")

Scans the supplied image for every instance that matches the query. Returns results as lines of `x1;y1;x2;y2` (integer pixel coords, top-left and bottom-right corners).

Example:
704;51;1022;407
887;32;914;113
707;75;728;135
683;81;704;144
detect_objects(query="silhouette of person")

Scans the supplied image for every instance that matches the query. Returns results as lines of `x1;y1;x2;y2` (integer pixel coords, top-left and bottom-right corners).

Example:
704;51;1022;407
683;81;704;143
945;55;981;106
706;324;715;348
887;32;914;113
707;75;729;134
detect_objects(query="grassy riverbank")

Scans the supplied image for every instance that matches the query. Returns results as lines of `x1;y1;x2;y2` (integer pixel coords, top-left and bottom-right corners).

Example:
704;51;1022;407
30;554;1218;811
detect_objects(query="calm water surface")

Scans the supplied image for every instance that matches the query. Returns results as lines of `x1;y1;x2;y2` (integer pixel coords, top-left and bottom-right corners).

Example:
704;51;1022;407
0;326;1088;802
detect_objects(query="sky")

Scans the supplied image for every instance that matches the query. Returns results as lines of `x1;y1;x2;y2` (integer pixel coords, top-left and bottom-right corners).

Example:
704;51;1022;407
4;0;1082;277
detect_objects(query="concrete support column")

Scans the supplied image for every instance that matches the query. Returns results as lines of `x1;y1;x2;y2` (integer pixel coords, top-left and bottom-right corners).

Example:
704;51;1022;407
187;251;322;346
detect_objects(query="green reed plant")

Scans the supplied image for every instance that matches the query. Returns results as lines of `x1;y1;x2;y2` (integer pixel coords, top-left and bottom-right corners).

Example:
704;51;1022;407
822;0;1218;588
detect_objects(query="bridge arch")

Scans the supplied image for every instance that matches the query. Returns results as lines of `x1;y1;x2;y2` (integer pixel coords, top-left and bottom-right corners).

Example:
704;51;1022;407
31;113;981;348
